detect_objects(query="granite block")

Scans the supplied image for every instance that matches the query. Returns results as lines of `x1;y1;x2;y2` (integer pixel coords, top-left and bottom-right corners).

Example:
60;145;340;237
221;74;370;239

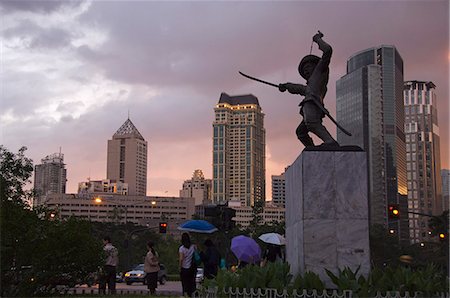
335;152;368;219
336;219;371;275
286;150;370;288
303;219;337;269
303;152;336;220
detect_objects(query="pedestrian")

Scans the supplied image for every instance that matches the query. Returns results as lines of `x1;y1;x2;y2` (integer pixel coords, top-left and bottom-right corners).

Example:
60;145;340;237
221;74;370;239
261;244;282;266
179;233;197;297
200;239;221;279
237;260;248;269
144;241;160;295
99;236;119;295
278;31;339;148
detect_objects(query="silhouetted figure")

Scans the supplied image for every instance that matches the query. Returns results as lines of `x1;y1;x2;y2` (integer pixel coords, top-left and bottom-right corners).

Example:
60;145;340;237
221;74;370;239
144;241;160;295
279;31;338;148
179;233;197;297
99;236;119;295
263;244;282;263
200;239;221;279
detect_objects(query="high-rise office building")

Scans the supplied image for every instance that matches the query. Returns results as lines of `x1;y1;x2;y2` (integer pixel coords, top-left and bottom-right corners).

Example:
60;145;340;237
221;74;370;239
442;169;450;211
107;118;147;196
404;81;442;243
272;169;287;208
336;46;408;242
34;152;67;197
212;93;265;206
180;169;212;205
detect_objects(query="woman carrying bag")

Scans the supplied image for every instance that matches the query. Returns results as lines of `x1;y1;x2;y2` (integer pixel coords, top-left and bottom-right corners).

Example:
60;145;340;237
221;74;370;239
178;233;197;297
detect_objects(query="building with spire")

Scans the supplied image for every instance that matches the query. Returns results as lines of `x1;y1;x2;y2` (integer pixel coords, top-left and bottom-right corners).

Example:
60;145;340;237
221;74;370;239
212;93;265;207
336;46;408;243
404;80;442;243
180;169;212;205
107;118;147;196
34;152;67;198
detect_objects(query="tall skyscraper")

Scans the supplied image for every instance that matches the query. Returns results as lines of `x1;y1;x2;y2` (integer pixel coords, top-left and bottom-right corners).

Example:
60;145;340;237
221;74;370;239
212;93;265;207
336;46;408;242
107;118;147;196
272;169;287;208
180;169;212;205
442;169;450;211
34;152;67;197
404;81;442;243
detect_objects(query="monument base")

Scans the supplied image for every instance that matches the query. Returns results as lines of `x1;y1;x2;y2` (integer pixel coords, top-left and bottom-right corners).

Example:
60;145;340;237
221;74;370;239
285;150;370;288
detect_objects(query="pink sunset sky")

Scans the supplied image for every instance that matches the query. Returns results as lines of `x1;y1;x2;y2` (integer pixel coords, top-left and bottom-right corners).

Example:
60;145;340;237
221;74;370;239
1;1;448;199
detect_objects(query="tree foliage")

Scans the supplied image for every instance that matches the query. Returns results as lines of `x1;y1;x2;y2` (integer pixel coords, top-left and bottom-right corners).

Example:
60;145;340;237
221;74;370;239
0;145;34;205
1;146;103;296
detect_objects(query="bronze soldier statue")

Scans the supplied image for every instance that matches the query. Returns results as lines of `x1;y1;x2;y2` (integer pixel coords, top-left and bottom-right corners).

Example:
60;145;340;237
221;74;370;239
278;31;339;148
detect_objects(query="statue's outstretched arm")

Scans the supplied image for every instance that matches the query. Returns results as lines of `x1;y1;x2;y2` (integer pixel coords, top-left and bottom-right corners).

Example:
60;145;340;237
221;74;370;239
279;83;306;95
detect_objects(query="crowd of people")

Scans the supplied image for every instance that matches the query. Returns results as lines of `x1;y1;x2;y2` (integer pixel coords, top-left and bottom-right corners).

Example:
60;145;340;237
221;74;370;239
98;233;284;296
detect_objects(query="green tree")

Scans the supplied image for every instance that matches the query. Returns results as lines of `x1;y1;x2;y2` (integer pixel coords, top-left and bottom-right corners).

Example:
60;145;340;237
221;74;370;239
0;146;33;204
369;224;401;268
247;200;264;236
1;146;103;296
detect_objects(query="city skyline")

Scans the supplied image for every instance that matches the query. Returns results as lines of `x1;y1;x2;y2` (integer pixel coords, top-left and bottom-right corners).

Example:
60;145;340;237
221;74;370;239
1;1;448;199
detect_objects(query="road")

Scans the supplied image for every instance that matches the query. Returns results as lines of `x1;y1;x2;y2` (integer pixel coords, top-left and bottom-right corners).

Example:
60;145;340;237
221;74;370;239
74;281;183;296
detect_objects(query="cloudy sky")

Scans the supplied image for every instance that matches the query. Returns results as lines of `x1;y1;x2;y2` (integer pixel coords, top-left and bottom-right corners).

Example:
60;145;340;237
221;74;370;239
1;0;448;199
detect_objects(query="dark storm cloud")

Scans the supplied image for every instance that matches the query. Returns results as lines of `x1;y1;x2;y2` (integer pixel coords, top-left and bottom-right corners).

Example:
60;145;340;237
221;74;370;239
0;0;81;13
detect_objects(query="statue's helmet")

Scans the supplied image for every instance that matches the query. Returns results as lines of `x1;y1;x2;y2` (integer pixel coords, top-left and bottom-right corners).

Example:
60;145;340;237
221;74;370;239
298;55;320;79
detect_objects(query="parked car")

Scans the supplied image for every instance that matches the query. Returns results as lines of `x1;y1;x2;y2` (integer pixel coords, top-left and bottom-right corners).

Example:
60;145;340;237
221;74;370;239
124;263;167;285
195;268;204;284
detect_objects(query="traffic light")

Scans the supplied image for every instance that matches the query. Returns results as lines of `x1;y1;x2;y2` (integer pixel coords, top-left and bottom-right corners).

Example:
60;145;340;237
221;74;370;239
388;204;400;220
159;222;167;234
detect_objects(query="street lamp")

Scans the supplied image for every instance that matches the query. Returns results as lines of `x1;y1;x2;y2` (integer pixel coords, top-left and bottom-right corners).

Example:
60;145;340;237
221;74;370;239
92;196;157;225
93;196;128;224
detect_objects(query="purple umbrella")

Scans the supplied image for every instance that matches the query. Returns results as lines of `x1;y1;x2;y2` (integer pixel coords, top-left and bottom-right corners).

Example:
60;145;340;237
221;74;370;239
231;235;261;264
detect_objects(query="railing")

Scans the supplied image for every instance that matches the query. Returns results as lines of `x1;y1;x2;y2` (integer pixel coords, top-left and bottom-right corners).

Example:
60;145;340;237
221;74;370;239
196;287;449;298
64;287;449;297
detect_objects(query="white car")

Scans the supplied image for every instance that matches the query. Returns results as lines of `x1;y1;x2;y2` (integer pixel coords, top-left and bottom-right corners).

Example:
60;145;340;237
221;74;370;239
195;268;204;283
124;263;167;285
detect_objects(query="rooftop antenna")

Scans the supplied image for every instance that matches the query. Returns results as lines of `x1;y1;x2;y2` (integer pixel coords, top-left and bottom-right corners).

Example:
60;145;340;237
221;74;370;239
128;109;130;120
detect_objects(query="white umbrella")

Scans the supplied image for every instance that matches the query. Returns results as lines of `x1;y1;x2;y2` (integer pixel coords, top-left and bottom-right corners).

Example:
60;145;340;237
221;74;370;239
258;233;286;245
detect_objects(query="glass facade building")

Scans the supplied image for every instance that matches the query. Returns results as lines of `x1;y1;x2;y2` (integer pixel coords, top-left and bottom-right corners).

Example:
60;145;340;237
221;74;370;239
212;93;265;207
404;81;442;243
336;46;408;242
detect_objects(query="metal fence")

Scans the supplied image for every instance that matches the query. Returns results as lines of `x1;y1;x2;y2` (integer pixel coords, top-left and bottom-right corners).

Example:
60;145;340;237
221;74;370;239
196;287;450;298
65;287;449;297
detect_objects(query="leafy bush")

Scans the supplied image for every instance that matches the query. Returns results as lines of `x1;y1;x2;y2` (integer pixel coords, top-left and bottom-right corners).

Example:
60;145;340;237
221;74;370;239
326;264;449;297
291;270;325;292
203;262;293;292
202;262;328;295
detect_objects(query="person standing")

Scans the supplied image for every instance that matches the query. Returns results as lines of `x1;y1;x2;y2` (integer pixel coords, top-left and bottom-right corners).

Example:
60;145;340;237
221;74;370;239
261;244;282;266
99;236;119;295
179;233;196;297
144;241;160;295
200;239;220;279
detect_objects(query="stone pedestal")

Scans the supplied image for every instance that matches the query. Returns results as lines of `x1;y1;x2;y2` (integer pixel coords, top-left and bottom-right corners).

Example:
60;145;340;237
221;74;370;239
285;150;370;288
